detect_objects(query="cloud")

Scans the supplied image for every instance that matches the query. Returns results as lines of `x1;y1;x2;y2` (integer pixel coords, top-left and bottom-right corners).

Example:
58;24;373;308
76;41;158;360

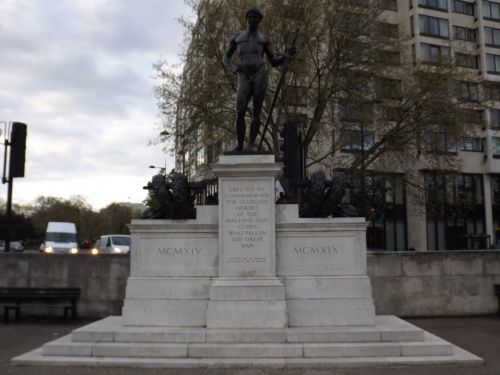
0;0;191;209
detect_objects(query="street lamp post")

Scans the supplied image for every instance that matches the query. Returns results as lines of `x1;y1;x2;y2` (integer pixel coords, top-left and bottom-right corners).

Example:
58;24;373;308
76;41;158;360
160;130;185;173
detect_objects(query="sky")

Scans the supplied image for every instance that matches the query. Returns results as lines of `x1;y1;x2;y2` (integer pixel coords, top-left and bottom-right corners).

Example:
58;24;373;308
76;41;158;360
0;0;193;210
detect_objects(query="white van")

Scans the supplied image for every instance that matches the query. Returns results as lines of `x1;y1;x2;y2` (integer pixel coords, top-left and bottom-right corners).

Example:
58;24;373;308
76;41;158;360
96;235;130;254
42;222;78;254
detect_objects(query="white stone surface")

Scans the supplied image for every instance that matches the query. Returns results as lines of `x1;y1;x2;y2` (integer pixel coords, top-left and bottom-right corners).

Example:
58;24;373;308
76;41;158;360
122;300;207;327
72;316;121;342
277;227;367;276
207;300;287;328
42;336;92;357
284;276;373;299
209;277;285;300
218;176;277;277
115;328;206;343
206;329;286;343
287;327;380;343
217;154;276;165
188;343;303;358
131;231;218;277
400;342;453;356
13;316;482;368
304;342;401;358
376;315;426;342
92;342;187;358
287;299;375;326
125;277;211;300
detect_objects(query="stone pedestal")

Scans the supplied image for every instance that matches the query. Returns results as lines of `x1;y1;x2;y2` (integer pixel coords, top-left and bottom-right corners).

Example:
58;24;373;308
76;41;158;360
122;208;218;327
206;154;287;328
14;153;483;368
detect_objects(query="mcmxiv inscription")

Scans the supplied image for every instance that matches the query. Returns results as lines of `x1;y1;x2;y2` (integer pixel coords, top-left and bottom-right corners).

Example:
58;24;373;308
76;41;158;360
157;247;202;256
293;246;338;255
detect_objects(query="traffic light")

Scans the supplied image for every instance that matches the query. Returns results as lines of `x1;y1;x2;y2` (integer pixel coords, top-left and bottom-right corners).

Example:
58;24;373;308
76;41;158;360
279;121;304;181
9;122;27;178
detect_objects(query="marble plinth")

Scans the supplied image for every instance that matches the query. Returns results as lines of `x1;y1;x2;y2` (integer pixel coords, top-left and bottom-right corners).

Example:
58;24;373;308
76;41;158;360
12;154;482;368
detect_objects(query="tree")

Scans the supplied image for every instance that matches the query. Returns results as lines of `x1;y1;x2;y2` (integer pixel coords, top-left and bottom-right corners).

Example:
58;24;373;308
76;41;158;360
0;211;37;243
97;203;142;235
26;195;99;242
155;0;469;199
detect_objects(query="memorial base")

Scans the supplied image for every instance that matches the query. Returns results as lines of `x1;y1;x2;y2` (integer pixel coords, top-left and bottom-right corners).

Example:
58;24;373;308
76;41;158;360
12;154;482;368
207;277;287;328
13;315;482;368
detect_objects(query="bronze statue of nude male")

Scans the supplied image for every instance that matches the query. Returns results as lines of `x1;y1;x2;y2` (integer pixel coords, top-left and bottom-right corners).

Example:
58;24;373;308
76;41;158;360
223;7;296;151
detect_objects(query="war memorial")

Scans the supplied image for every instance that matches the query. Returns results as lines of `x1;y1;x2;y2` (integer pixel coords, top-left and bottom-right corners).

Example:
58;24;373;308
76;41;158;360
12;7;482;369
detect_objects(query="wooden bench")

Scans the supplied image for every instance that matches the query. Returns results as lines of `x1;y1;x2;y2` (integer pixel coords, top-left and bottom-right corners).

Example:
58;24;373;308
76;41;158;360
0;287;80;324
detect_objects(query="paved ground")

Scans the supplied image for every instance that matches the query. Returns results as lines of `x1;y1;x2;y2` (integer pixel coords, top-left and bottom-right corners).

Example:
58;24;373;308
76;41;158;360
0;316;499;375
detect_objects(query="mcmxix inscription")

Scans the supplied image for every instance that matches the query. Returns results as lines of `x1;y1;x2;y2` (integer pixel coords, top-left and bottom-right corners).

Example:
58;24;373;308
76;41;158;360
293;246;338;255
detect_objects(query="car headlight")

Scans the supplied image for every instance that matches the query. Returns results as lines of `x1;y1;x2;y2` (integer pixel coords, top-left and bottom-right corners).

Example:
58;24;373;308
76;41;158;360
113;247;122;253
44;246;53;254
70;248;78;254
91;248;98;255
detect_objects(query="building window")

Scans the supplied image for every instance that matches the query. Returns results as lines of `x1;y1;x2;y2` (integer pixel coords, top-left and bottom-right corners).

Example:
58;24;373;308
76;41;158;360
461;109;484;125
377;50;401;65
377;22;399;38
196;147;205;166
348;174;407;251
338;102;373;122
485;82;500;100
452;0;475;15
377;0;398;10
484;27;500;47
453;26;477;42
419;15;450;38
491;108;500;128
458;81;480;101
380;106;402;122
487;53;500;74
340;129;374;152
462;137;484;152
424;132;458;154
374;77;403;99
492;137;500;157
483;0;500;21
425;172;485;250
418;0;448;10
420;43;450;63
455;53;479;69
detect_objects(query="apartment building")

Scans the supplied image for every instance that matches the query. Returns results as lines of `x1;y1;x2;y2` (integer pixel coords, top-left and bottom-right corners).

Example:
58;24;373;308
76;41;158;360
173;0;500;251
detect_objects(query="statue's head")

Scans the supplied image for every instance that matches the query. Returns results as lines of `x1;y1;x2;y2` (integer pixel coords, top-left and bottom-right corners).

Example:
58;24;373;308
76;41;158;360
245;7;263;29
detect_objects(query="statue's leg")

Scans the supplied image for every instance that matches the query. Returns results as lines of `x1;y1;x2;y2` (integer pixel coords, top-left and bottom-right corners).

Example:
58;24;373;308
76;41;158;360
235;74;251;150
248;68;268;148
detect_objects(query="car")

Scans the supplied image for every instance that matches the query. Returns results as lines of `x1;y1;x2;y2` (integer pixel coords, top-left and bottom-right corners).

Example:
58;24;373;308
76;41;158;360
0;240;23;252
96;235;131;254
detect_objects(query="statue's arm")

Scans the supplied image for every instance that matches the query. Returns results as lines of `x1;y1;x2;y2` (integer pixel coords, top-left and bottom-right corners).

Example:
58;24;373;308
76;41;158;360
265;36;296;68
223;35;238;74
264;38;284;67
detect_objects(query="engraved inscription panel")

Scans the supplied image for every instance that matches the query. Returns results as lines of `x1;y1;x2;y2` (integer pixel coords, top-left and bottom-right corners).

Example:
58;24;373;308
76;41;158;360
221;178;274;276
134;236;218;277
277;234;365;276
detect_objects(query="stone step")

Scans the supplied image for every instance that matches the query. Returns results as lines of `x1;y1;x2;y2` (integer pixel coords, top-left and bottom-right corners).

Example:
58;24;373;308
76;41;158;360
14;348;483;368
72;326;424;344
71;316;425;344
43;335;453;359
